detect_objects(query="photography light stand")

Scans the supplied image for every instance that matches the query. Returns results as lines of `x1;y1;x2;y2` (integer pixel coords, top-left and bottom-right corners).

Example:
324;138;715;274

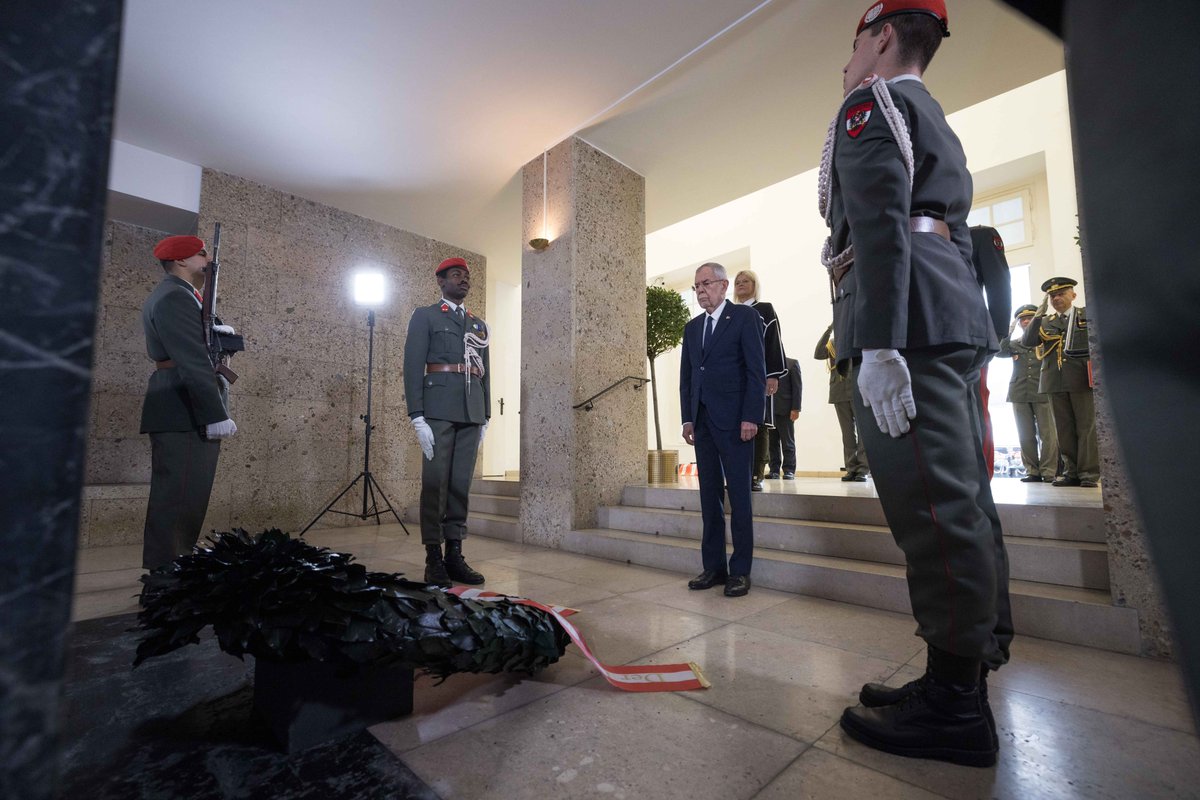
300;300;410;536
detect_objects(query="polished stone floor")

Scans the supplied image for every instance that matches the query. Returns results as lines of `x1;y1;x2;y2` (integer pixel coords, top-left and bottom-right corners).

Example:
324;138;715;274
72;517;1197;799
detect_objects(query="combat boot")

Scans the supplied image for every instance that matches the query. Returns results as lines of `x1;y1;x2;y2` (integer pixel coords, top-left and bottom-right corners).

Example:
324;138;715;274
444;539;485;585
424;543;452;588
860;653;996;747
841;646;997;768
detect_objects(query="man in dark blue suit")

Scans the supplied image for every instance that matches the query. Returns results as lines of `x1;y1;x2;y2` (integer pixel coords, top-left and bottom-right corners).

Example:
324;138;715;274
679;262;766;597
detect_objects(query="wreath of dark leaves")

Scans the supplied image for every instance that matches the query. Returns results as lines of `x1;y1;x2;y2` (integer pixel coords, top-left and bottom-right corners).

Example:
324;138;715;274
134;529;569;679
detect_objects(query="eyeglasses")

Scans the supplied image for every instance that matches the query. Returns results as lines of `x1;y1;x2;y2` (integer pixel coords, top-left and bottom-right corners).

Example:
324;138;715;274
691;278;727;292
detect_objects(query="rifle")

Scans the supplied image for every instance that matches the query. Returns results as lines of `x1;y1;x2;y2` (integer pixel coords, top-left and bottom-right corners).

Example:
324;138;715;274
201;222;244;384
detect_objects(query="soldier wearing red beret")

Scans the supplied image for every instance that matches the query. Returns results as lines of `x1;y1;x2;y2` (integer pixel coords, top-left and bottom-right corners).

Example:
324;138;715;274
402;257;491;587
818;0;1011;766
139;235;238;570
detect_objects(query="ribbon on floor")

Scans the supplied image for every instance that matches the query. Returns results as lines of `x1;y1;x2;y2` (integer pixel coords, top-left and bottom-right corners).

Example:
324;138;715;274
448;587;710;692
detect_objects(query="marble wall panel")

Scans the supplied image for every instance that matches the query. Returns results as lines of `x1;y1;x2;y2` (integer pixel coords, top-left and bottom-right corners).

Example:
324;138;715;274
98;222;166;308
0;3;124;796
84;437;150;485
84;495;148;547
200;169;283;232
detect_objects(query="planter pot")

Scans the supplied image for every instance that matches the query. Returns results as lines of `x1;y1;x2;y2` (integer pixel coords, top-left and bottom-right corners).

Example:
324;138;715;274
647;449;679;484
253;657;414;753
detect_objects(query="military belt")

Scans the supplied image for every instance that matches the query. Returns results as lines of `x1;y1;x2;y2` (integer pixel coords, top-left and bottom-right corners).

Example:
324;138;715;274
909;216;951;240
426;363;482;378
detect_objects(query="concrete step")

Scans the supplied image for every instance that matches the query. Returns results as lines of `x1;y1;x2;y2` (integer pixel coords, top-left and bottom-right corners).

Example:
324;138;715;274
473;478;521;498
598;505;1109;591
560;527;1141;655
621;485;1105;543
470;493;520;517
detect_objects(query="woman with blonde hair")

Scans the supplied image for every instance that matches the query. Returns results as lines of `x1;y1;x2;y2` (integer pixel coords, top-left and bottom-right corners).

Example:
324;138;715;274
733;270;788;489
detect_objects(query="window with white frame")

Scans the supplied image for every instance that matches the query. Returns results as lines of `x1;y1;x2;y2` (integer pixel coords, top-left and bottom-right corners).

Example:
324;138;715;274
966;188;1033;250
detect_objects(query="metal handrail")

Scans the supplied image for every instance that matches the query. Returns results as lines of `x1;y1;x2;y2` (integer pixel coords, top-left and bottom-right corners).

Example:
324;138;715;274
573;375;650;411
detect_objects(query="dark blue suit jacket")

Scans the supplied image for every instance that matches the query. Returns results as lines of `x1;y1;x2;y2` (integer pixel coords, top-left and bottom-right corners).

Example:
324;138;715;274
679;302;767;431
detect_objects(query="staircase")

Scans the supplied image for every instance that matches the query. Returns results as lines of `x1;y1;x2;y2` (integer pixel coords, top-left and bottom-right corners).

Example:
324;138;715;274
454;478;1139;655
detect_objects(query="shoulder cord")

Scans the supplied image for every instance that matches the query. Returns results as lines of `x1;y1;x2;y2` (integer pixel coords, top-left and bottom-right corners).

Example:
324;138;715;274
463;319;490;395
817;77;916;274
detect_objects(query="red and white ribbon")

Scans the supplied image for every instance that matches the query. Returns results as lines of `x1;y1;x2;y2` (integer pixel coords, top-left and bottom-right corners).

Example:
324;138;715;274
448;587;710;693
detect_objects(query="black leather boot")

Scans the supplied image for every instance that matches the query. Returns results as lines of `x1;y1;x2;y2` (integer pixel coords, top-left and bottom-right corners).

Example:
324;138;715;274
841;647;997;768
443;539;485;585
860;656;997;747
424;543;452;588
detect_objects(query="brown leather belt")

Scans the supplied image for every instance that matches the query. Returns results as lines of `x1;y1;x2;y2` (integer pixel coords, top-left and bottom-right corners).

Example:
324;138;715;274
910;216;951;240
155;359;175;369
426;363;482;378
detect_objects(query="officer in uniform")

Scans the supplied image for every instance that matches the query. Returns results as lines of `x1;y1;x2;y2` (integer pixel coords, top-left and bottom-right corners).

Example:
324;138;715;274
1021;276;1099;487
1000;304;1058;482
140;235;238;570
403;257;490;587
814;323;869;481
820;1;1011;767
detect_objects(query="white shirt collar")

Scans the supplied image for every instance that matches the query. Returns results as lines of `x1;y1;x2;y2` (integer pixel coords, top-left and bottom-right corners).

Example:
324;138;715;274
889;73;923;84
707;299;727;320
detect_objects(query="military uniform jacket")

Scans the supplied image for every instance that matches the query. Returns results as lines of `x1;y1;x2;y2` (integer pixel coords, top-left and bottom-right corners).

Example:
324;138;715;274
814;324;855;404
828;78;995;362
971;226;1013;342
139;274;229;433
998;335;1046;403
1021;306;1092;394
403;301;491;424
775;357;803;413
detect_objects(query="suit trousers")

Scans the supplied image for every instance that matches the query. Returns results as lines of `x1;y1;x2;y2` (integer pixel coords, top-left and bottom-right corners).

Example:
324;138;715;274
1013;400;1058;480
853;345;1013;668
142;430;221;569
834;400;870;476
1049;391;1099;483
420;418;481;544
694;406;755;577
768;414;796;473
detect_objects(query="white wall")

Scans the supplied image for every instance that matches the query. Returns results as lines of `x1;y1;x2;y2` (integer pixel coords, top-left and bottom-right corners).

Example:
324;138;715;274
108;139;202;211
646;72;1081;473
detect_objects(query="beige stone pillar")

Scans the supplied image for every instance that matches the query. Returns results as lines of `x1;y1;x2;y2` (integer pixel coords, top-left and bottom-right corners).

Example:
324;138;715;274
518;138;646;547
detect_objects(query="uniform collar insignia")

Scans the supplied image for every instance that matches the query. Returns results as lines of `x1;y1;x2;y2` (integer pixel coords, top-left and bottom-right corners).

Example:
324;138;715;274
440;303;450;312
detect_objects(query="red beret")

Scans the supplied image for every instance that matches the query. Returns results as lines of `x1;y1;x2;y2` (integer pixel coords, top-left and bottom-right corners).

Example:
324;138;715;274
152;235;205;261
857;0;949;37
436;257;469;275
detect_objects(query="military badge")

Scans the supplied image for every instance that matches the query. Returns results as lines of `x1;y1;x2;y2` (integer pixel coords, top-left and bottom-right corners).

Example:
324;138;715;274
864;2;884;24
993;234;1004;252
846;101;874;139
440;303;450;312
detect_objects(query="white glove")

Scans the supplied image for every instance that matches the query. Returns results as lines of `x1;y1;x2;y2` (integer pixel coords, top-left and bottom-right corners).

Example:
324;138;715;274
411;416;435;461
479;420;489;448
1036;294;1050;316
213;324;236;335
1008;318;1019;335
205;418;237;439
858;349;917;438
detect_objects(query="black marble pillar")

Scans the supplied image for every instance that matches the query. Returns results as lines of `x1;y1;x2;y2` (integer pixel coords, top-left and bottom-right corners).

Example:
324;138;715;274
0;2;125;797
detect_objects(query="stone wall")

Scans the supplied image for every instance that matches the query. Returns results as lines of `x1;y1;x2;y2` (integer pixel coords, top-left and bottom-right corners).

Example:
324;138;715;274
84;169;485;543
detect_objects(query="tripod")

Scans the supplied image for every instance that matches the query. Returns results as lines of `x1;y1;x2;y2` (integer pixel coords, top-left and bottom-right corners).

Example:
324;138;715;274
299;309;410;536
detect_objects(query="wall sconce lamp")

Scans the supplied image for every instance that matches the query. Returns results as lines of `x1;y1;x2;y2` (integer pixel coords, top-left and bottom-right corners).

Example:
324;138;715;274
529;151;551;251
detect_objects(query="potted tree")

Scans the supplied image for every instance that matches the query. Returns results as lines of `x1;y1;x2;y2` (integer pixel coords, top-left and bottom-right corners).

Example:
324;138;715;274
646;284;691;483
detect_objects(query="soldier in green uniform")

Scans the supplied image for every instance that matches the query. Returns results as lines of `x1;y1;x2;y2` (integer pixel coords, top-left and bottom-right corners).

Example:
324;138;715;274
1000;304;1058;482
1021;276;1099;487
140;235;237;570
820;0;1011;767
814;323;869;481
403;257;490;587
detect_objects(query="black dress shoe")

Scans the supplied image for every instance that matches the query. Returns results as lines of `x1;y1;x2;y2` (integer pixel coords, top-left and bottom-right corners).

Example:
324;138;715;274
851;474;868;482
1079;480;1098;488
782;472;795;480
840;473;855;482
724;575;751;597
766;472;781;479
1052;476;1081;487
751;479;764;492
1020;475;1042;483
688;570;727;590
841;678;996;768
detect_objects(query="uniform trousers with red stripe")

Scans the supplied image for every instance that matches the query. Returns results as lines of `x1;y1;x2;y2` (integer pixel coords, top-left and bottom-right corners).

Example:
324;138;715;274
851;344;1013;669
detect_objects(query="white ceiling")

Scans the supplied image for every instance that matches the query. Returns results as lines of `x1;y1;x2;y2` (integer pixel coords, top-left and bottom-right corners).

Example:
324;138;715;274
114;0;1064;254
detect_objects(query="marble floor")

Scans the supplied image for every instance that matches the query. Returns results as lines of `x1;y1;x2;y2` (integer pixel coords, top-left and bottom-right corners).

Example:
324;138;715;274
72;521;1197;799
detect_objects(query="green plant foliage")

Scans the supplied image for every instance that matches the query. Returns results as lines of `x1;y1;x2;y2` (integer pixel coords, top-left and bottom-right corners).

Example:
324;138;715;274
134;529;569;678
646;285;690;362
